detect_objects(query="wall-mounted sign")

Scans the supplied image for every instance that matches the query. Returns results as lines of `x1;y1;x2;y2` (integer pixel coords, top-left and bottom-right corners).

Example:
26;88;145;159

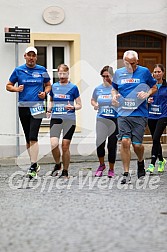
43;6;65;25
4;27;30;43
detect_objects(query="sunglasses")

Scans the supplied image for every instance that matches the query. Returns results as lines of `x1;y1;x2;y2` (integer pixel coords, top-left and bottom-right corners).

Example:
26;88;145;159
102;75;110;78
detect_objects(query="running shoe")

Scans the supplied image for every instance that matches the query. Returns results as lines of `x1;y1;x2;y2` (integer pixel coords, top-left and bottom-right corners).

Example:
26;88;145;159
137;160;145;179
95;164;106;177
51;163;61;176
158;158;166;172
59;169;68;178
27;164;40;180
108;169;114;178
121;172;131;184
146;164;155;173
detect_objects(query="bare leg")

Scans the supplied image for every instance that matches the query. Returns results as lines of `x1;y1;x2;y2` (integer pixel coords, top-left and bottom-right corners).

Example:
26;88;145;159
26;143;30;158
62;139;71;171
29;141;39;163
98;156;105;166
50;137;61;163
120;138;131;173
109;162;114;170
133;144;144;162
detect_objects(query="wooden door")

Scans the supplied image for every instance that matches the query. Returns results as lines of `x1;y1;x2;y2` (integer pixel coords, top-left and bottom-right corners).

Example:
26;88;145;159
139;52;161;73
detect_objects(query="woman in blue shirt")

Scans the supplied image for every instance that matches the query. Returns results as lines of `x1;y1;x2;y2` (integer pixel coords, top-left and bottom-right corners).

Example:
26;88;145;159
146;64;167;173
91;66;118;178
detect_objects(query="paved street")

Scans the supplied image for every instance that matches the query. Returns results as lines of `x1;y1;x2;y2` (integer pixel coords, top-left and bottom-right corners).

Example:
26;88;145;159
0;159;167;252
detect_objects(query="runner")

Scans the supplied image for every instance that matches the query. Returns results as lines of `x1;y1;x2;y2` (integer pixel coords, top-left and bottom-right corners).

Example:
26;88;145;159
112;50;157;184
6;46;51;179
91;65;118;178
47;64;82;178
146;64;167;173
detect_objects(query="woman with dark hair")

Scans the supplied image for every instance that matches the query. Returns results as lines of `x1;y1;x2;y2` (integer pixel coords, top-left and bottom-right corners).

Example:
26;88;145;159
91;66;118;178
146;64;167;173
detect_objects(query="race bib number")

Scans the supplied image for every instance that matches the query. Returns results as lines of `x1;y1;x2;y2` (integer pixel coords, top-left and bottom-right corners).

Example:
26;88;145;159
122;98;137;110
30;103;45;116
99;106;115;117
149;104;162;115
52;104;68;115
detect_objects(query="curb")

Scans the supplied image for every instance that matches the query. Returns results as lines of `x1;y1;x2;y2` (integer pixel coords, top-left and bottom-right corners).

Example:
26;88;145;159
1;144;166;167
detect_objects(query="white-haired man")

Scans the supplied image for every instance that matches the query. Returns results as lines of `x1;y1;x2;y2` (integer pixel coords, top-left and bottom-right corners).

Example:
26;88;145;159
112;50;157;184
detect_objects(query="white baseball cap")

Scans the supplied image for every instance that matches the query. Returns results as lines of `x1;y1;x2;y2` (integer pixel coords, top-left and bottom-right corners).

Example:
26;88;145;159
25;46;37;54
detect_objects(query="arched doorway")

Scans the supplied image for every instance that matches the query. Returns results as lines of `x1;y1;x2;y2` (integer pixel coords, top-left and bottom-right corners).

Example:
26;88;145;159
117;30;166;143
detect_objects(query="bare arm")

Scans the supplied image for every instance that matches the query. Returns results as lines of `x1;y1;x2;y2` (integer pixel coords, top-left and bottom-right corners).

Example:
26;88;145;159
91;98;99;110
137;84;157;99
111;88;120;106
74;96;82;110
47;96;53;112
6;81;24;92
44;81;51;94
149;84;157;96
38;81;51;99
66;96;82;111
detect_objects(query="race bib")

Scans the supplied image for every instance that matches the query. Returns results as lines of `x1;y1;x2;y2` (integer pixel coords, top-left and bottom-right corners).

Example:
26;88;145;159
99;106;115;117
122;98;137;110
30;103;45;116
149;104;162;115
52;104;68;115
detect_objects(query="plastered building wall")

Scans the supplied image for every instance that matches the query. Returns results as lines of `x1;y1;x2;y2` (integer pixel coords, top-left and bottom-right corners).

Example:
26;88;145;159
0;0;166;158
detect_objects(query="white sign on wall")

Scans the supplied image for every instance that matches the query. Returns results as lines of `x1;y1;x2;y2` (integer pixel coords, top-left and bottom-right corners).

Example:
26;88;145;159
43;6;65;25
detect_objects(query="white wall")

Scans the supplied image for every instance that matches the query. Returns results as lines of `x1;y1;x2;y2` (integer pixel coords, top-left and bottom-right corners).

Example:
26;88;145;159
0;0;166;158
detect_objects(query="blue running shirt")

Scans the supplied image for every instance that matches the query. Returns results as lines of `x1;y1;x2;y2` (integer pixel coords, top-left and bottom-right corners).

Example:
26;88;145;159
92;84;117;118
148;82;167;119
112;65;156;117
50;81;80;120
9;64;50;107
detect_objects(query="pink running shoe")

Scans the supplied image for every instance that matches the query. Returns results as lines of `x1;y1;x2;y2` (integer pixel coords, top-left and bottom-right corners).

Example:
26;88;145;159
95;164;106;177
108;169;114;178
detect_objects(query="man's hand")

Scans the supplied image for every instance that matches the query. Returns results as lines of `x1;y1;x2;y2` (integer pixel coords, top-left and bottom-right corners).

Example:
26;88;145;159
17;85;24;92
112;94;120;106
38;91;46;99
65;101;75;111
137;91;149;100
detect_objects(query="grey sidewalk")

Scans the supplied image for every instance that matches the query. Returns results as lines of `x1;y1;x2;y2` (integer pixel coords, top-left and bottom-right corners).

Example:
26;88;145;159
0;159;167;252
0;143;167;166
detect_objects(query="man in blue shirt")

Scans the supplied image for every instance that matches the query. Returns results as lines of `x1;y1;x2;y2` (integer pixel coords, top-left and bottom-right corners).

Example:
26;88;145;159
6;46;51;179
47;64;82;178
112;50;157;184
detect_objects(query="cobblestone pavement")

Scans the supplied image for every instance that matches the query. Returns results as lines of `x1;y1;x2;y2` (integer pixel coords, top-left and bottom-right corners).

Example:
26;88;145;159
0;159;167;252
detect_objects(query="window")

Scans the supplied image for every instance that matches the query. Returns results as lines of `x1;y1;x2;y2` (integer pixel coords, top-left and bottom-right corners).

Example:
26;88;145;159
36;42;70;83
52;47;64;83
118;34;162;49
35;42;70;126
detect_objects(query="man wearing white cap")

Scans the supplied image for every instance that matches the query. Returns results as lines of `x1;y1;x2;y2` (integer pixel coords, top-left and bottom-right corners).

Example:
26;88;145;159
6;46;51;179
